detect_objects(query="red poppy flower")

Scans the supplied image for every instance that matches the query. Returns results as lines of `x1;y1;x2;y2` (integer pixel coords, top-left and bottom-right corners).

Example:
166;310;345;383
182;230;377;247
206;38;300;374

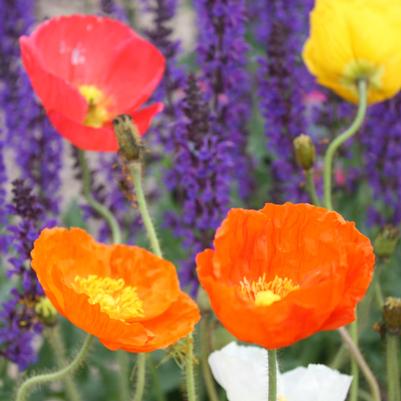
31;227;200;352
197;203;375;349
20;15;165;151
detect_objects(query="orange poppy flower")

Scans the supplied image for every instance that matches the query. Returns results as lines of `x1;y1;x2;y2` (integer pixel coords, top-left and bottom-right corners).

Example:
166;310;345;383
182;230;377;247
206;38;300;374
196;203;375;349
20;15;165;151
31;227;200;352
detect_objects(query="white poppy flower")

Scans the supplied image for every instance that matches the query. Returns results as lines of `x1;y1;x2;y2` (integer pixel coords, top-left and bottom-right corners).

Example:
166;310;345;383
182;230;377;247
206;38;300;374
208;342;352;401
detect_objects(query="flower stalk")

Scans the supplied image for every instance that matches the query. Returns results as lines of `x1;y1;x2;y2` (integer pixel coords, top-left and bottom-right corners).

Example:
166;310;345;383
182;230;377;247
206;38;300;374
132;354;147;401
323;80;368;210
386;334;401;401
46;328;83;401
185;334;197;401
200;316;220;401
305;169;320;206
268;350;277;401
77;149;122;244
15;334;94;401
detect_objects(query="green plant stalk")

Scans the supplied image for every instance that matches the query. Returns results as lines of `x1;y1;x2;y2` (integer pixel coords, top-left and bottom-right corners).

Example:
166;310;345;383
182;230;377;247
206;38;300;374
349;320;359;401
149;357;167;401
323;80;368;210
15;334;94;401
386;334;401;401
200;316;220;401
130;162;163;258
338;327;381;401
118;351;131;401
130;161;198;401
77;149;122;244
268;350;277;401
132;354;147;401
305;169;320;206
185;335;197;401
46;328;82;401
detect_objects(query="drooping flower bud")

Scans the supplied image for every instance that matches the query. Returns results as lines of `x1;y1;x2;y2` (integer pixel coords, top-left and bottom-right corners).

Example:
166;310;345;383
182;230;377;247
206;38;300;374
293;134;316;171
35;297;58;326
374;225;400;259
383;297;401;336
112;114;144;163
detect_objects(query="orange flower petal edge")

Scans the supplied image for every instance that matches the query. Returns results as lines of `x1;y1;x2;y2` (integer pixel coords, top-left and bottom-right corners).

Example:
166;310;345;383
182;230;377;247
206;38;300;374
31;227;200;352
20;15;165;151
196;203;375;349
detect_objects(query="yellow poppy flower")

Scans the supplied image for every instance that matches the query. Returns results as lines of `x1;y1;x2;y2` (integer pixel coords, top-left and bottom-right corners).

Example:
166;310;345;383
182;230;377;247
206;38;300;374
303;0;401;104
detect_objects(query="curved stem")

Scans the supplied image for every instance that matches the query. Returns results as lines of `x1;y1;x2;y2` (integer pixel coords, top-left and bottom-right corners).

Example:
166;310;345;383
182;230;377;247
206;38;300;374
46;328;82;401
323;80;368;210
386;334;401;401
338;327;381;401
77;150;122;244
129;162;163;258
268;350;277;401
185;335;197;401
15;334;94;401
132;354;147;401
349;320;359;401
305;169;320;206
200;316;220;401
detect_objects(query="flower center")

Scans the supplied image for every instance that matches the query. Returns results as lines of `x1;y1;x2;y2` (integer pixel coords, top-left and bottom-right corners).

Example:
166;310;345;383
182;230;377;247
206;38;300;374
78;85;110;128
72;274;144;321
240;274;299;307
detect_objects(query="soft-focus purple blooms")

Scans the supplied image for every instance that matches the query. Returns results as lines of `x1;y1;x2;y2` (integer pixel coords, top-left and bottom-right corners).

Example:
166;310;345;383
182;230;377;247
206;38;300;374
194;0;253;199
166;75;233;294
362;93;401;226
0;180;53;370
255;0;316;202
99;0;127;22
140;0;185;145
0;0;62;216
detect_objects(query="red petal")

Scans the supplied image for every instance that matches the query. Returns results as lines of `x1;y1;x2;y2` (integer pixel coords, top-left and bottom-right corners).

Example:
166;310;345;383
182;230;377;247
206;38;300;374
130;103;164;136
102;36;165;112
48;111;118;151
25;15;140;86
20;37;87;122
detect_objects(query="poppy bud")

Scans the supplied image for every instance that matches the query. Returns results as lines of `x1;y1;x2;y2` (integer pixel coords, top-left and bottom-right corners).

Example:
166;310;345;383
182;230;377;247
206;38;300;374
374;225;400;259
383;297;401;336
35;297;58;326
293;134;316;171
113;114;144;163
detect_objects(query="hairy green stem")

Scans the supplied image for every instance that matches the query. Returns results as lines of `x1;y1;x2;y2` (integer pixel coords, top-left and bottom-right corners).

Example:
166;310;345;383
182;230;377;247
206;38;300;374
15;334;93;401
323;80;368;210
386;334;401;401
77;149;122;244
305;169;320;206
268;350;277;401
185;335;197;401
117;351;131;401
130;162;163;258
200;316;220;401
349;320;359;401
132;354;147;401
46;328;82;401
338;327;380;401
149;358;167;401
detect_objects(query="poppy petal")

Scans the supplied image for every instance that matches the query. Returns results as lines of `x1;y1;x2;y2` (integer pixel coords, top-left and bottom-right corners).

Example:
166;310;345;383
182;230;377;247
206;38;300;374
47;111;118;151
102;36;165;112
130;102;164;136
20;37;87;122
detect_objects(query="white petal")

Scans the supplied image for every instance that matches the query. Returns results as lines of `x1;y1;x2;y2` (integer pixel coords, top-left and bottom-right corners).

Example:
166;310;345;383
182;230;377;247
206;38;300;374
208;342;273;401
281;364;352;401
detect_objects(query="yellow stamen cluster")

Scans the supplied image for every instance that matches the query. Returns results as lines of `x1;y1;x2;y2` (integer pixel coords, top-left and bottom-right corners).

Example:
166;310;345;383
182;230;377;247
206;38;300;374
240;274;299;307
79;84;109;128
72;274;144;321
